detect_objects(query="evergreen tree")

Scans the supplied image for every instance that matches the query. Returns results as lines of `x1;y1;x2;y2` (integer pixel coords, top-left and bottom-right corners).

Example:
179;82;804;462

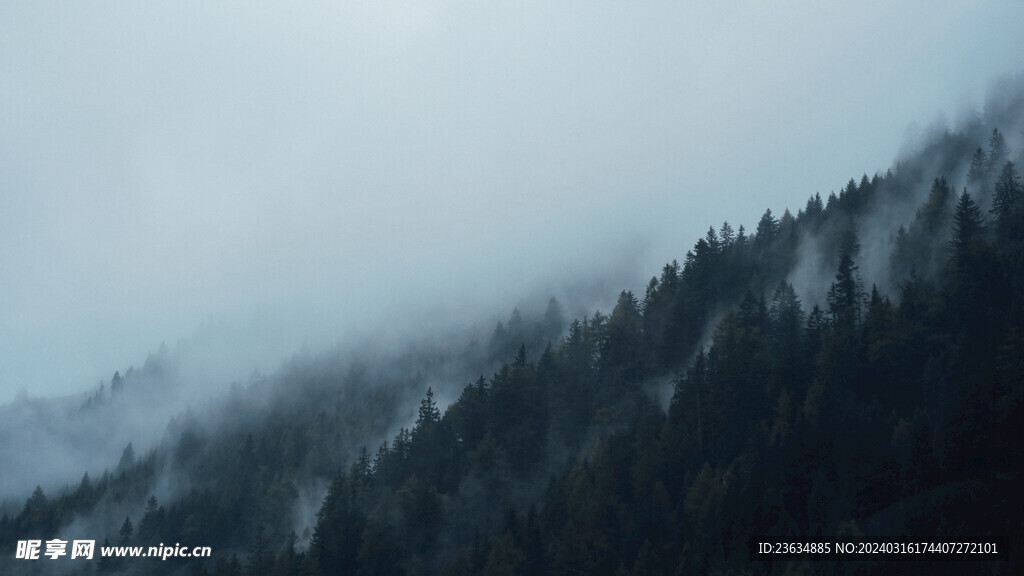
601;290;644;385
967;146;987;188
513;344;527;367
350;446;373;487
415;388;441;433
20;485;51;537
755;209;779;243
950;188;984;263
987;128;1008;174
804;192;824;221
542;296;565;339
110;370;124;394
826;228;866;328
768;280;804;352
779;208;796;238
119;516;134;545
372;441;390;481
138;495;163;543
393;428;412;463
705;225;720;254
719;221;735;248
24;485;47;515
118;441;136;470
246;522;270;576
991;161;1022;228
310;474;365;573
918;177;953;233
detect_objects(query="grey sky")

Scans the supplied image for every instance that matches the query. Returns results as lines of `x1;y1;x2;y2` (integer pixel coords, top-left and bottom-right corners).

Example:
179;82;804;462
2;1;1022;401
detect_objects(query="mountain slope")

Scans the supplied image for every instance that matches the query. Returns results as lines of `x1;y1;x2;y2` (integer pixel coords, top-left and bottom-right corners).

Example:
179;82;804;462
3;80;1024;575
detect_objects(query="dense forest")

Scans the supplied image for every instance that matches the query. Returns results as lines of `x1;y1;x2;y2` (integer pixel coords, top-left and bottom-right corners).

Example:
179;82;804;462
2;86;1024;575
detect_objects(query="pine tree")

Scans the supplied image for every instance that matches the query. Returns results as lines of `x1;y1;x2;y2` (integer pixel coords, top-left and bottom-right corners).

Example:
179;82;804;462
967;146;987;188
118;442;136;470
372;441;389;480
514;344;527;367
24;485;47;515
21;485;50;536
918;177;953;233
542;296;565;339
827;228;866;327
987;128;1008;174
719;221;735;248
769;281;804;351
350;446;373;487
779;208;796;242
247;522;269;576
705;226;720;254
755;209;779;243
415;388;441;432
950;188;983;263
119;516;134;545
110;370;124;394
804;192;824;220
736;225;748;247
138;495;163;543
602;290;644;384
891;224;912;279
393;428;412;463
839;177;861;210
310;474;365;573
991;161;1021;224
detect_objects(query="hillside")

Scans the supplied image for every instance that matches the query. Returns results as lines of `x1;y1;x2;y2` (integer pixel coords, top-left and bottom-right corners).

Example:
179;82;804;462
3;82;1024;575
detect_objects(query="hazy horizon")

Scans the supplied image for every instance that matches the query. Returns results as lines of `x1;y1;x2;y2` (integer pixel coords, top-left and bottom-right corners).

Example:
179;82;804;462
3;1;1023;403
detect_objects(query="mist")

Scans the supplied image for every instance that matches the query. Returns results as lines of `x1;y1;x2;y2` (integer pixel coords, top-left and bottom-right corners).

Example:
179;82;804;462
2;2;1024;564
784;75;1024;314
3;2;1024;406
1;5;1022;572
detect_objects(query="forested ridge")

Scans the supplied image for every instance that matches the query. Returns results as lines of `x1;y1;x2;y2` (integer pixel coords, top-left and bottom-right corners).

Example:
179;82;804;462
2;92;1024;575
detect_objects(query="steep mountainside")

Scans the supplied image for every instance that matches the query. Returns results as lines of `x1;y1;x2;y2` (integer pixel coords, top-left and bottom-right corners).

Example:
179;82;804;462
3;81;1024;575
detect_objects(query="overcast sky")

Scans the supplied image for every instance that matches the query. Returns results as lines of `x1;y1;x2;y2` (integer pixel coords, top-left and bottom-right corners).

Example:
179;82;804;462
2;1;1022;402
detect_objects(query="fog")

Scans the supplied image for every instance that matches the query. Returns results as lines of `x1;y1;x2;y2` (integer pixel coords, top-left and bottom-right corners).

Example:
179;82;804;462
3;1;1024;406
783;75;1024;315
